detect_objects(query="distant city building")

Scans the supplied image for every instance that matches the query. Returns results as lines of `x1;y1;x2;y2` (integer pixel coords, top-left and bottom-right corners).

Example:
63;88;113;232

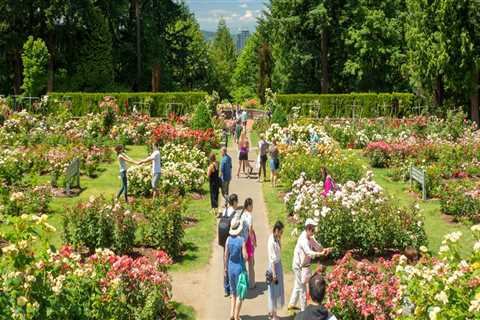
236;30;250;51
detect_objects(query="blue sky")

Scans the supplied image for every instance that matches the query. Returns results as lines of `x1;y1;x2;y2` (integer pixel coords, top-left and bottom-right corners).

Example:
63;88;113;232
184;0;266;32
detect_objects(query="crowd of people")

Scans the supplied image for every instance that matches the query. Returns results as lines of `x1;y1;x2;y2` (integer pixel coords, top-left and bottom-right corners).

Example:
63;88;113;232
113;108;338;319
211;110;337;320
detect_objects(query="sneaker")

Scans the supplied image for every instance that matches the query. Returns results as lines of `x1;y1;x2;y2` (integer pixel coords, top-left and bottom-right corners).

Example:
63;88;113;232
288;305;299;311
224;293;230;298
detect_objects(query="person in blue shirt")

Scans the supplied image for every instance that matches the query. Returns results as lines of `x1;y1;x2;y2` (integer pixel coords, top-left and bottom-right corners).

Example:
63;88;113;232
220;146;233;211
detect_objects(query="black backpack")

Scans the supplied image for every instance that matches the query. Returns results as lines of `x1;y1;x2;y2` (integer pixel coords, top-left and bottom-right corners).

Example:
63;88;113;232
218;208;233;247
218;208;243;247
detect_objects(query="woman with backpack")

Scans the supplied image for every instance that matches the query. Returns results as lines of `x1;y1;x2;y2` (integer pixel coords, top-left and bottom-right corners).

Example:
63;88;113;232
224;216;248;320
321;167;335;197
220;194;239;298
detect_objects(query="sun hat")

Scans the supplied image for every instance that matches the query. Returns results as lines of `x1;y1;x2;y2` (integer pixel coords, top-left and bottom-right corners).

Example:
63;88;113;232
305;218;318;227
229;217;244;236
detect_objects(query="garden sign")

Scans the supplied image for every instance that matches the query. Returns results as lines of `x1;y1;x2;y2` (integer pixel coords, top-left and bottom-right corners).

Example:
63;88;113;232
410;166;427;200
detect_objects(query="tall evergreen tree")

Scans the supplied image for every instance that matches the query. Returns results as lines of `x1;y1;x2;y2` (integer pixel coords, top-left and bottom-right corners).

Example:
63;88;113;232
209;19;237;98
232;33;260;102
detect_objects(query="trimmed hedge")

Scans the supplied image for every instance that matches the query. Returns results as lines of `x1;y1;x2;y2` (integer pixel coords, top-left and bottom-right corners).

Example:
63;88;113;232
48;92;207;116
276;93;418;118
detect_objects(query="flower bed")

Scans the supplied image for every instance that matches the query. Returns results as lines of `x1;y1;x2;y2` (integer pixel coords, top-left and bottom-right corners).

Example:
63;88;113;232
0;215;174;320
128;143;207;196
285;172;427;256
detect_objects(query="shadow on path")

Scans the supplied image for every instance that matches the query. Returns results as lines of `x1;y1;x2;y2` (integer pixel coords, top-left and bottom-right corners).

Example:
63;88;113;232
246;281;268;299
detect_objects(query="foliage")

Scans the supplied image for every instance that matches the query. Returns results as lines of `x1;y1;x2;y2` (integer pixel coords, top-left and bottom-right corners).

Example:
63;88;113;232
440;183;480;223
0;214;174;319
21;36;49;97
47;92;206;116
209;19;237;98
285;172;427;256
137;197;185;259
396;228;480;319
190;100;213;130
276;93;417;118
232;33;260;102
63;196;136;254
70;7;113;91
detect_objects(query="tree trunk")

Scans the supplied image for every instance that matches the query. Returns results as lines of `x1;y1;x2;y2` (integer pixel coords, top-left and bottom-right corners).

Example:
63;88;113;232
320;29;330;93
12;50;22;95
434;75;444;106
47;31;55;92
134;0;142;92
470;67;479;125
151;64;160;92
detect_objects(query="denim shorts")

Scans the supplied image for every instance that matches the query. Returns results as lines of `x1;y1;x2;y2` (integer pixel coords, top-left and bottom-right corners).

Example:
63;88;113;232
152;173;161;188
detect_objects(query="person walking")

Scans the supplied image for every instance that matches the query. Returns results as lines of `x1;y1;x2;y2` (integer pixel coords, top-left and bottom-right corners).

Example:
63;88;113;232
258;134;269;182
207;153;220;215
268;221;285;320
224;216;248;320
115;145;138;202
221;194;240;297
294;274;337;320
238;198;256;289
288;219;332;312
234;120;242;145
269;140;280;187
237;132;252;178
220;147;233;208
139;141;161;198
241;109;248;129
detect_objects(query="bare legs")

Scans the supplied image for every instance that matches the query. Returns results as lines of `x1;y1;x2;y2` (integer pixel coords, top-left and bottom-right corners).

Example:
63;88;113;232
230;295;243;320
248;256;255;289
271;171;277;187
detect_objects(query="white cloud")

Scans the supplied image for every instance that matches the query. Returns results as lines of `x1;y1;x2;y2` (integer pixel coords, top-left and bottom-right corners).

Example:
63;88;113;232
239;10;254;21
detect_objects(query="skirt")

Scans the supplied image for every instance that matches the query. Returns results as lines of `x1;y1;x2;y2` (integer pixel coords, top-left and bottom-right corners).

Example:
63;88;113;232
268;261;285;312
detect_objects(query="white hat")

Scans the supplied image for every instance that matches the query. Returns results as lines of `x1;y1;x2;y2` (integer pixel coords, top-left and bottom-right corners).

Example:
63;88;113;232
305;218;318;227
229;217;244;236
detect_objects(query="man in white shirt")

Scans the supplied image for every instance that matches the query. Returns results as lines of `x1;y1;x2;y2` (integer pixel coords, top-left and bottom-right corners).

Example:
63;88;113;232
139;141;161;198
288;219;332;312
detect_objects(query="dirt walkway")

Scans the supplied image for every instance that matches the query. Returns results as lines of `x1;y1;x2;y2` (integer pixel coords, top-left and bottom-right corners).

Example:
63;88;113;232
172;125;293;320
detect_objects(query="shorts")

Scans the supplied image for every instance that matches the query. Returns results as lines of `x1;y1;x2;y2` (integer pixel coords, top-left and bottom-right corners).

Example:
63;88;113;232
152;173;161;188
260;155;268;164
239;152;248;161
270;158;280;171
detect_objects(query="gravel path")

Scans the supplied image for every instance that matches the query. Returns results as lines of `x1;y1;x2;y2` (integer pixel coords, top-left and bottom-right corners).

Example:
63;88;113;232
172;125;293;320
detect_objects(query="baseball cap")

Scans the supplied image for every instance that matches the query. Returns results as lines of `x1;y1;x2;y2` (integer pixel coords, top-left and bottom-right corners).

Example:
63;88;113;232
305;218;318;227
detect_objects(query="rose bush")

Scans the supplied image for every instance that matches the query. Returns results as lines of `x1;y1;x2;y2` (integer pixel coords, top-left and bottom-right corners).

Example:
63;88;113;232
0;214;174;320
286;172;427;256
63;196;136;254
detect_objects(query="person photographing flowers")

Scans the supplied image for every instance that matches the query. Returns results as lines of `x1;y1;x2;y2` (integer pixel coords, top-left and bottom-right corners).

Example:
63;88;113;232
288;219;333;312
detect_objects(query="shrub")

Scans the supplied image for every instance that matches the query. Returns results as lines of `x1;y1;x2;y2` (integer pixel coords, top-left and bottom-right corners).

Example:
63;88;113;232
47;92;206;116
190;100;213;130
63;196;136;254
285;172;427;256
397;228;480;319
325;253;400;319
271;106;288;127
276;92;417;117
137;197;185;259
440;184;480;223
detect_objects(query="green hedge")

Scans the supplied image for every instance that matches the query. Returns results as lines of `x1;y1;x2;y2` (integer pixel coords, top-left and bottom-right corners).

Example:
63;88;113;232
276;93;419;118
48;92;207;116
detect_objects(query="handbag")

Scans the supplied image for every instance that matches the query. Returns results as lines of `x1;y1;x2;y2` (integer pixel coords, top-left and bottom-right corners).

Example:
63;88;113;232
265;269;273;284
236;260;249;300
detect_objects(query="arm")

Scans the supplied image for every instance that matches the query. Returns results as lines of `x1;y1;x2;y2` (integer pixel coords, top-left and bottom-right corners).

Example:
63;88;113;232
224;238;229;274
249;224;256;247
139;155;154;165
220;159;225;179
311;236;331;256
242;240;248;261
120;154;139;165
301;236;322;258
267;236;277;278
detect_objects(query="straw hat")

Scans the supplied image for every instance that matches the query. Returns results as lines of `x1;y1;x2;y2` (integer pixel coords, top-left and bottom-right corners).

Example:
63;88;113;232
229;217;244;236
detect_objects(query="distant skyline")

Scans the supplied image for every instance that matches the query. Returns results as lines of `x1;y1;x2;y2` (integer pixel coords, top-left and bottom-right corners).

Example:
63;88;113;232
184;0;265;32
